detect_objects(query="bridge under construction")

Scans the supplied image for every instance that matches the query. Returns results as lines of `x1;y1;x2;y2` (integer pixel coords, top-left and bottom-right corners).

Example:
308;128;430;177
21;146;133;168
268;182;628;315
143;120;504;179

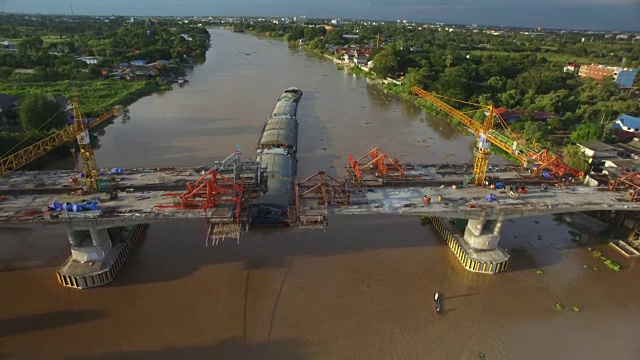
2;87;640;289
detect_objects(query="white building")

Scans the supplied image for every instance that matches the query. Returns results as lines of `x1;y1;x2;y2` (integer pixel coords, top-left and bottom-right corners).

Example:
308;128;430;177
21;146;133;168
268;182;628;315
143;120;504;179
577;141;619;159
77;56;101;65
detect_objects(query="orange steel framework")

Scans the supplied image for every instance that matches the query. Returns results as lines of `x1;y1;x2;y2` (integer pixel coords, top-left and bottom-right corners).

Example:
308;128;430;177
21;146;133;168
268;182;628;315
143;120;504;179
348;147;406;180
608;171;640;202
410;86;584;186
295;171;349;228
157;169;245;221
295;171;350;209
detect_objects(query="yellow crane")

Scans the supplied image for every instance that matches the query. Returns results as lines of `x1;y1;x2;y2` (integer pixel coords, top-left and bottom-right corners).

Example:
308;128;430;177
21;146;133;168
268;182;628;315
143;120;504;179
411;86;583;186
0;99;124;193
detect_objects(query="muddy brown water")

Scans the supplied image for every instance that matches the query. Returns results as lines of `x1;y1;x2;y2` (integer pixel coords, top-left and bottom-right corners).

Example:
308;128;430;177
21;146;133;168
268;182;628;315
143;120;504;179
2;29;639;359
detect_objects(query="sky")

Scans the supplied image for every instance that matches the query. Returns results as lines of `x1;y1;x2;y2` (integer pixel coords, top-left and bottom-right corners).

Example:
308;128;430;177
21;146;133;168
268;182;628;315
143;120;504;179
0;0;639;31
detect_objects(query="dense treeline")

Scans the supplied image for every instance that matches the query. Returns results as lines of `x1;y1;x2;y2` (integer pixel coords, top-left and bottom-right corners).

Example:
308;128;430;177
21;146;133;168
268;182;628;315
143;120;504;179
0;14;210;81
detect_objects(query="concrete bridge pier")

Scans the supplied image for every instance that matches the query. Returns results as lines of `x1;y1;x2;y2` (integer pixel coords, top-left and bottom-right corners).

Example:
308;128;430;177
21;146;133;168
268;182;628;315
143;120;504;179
463;213;505;251
57;222;149;289
430;213;511;274
64;225;113;263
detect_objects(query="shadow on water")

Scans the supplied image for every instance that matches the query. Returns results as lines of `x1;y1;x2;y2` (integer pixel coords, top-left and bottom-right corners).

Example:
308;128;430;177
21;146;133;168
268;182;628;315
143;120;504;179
506;247;565;272
296;89;340;176
0;310;106;337
109;214;569;287
68;337;312;360
437;292;478;317
112;216;440;287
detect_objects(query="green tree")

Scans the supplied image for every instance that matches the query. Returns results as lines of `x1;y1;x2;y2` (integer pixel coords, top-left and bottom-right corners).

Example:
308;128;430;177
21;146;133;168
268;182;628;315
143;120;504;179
0;66;13;79
404;67;426;89
19;94;68;132
371;47;399;78
562;145;590;172
569;123;603;143
522;121;549;144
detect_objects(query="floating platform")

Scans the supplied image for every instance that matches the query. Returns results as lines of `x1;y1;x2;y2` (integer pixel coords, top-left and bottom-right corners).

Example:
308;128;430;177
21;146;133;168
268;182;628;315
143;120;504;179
57;223;149;289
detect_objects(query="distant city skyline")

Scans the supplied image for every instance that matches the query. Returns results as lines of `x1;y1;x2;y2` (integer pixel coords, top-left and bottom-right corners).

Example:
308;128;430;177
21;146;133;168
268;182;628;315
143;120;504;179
0;0;639;32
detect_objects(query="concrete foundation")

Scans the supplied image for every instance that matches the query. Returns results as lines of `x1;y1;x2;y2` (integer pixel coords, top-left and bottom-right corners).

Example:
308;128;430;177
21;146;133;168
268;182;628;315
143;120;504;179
463;213;504;251
431;217;510;274
57;224;149;289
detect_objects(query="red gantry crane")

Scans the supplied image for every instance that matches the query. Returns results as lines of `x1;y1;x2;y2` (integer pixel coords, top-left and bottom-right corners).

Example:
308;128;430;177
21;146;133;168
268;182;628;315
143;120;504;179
411;86;584;186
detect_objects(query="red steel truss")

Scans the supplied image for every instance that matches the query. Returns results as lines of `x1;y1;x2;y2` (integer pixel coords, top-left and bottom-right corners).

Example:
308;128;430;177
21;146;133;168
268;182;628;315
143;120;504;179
295;171;349;210
347;147;406;180
157;169;244;221
609;171;640;202
295;171;349;228
532;149;584;179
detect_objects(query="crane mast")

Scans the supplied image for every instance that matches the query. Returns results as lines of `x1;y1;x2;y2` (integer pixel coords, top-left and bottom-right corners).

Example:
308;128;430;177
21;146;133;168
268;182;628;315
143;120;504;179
70;100;99;193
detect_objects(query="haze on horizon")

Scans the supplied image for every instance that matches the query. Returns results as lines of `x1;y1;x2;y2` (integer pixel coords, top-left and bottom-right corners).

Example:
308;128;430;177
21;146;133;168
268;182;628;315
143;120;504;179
0;0;639;32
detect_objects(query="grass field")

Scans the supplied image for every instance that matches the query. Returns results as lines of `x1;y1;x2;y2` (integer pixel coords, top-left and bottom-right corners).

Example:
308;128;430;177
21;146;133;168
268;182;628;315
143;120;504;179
1;35;68;45
0;80;171;116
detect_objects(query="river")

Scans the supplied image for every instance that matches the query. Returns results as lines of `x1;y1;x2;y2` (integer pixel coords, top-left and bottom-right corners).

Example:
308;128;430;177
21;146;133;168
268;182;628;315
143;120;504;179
1;29;639;360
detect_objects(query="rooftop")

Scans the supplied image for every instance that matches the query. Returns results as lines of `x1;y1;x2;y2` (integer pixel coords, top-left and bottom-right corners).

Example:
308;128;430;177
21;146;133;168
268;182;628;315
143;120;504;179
0;94;18;109
577;140;617;152
604;158;640;168
616;114;640;130
495;107;557;121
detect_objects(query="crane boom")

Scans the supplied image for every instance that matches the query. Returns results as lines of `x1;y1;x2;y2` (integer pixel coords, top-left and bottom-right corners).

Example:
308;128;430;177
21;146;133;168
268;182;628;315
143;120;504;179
412;86;484;135
0;101;123;180
410;86;583;184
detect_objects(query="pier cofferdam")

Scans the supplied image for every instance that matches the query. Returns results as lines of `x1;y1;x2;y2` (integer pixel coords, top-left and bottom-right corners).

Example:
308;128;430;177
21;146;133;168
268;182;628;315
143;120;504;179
250;87;302;227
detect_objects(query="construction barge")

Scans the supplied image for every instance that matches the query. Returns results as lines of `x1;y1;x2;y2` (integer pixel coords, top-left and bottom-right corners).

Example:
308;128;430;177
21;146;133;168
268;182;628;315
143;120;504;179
249;87;303;227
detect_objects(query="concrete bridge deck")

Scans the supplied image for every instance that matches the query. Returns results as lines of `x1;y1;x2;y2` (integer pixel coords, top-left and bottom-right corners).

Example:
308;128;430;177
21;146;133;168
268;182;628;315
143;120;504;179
1;167;638;226
334;185;640;219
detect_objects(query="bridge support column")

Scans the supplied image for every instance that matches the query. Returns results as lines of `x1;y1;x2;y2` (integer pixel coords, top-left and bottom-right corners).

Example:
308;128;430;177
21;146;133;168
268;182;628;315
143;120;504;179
463;213;504;251
57;223;149;289
65;227;83;247
64;225;113;263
